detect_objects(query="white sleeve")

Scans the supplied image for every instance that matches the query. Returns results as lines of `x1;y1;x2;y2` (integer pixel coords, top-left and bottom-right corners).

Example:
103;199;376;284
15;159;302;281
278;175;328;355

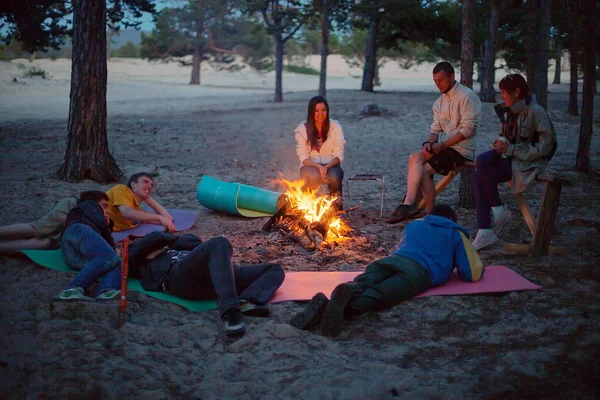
330;121;346;163
294;122;310;163
430;97;443;134
458;92;481;138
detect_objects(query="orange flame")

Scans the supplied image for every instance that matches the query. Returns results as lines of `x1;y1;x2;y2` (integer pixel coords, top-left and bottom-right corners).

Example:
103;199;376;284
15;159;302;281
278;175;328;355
280;178;352;244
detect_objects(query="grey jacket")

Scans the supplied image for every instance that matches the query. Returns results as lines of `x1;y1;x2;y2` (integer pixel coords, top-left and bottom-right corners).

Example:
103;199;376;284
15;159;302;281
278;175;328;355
498;95;558;194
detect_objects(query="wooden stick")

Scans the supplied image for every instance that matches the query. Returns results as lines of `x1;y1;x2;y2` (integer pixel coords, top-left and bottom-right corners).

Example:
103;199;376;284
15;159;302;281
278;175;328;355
503;243;569;255
119;238;130;314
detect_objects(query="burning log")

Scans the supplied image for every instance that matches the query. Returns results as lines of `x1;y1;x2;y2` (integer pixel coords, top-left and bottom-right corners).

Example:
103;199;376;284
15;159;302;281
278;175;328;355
262;195;291;231
263;195;346;251
310;197;343;236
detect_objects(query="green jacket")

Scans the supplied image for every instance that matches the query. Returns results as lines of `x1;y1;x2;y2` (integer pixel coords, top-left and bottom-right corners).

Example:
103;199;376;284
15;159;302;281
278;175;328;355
498;95;557;194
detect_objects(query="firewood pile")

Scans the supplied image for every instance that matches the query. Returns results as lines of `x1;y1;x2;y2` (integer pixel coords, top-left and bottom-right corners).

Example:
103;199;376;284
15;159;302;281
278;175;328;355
262;195;354;250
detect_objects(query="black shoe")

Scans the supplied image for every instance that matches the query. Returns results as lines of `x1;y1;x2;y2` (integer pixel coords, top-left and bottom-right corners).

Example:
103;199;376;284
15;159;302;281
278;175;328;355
320;284;353;338
290;292;329;330
223;308;246;337
240;302;270;317
387;203;419;224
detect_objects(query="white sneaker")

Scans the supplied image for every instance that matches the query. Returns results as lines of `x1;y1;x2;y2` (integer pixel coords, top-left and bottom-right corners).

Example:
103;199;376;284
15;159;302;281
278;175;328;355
472;230;499;251
493;209;512;235
54;287;95;302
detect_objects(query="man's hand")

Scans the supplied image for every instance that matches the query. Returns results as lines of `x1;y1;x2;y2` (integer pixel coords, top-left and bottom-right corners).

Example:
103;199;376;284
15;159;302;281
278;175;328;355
159;215;175;232
493;139;509;154
431;143;444;154
115;247;122;257
422;141;433;156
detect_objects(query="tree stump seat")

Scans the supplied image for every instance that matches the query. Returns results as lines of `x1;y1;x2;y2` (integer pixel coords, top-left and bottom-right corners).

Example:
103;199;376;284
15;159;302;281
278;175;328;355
417;161;476;211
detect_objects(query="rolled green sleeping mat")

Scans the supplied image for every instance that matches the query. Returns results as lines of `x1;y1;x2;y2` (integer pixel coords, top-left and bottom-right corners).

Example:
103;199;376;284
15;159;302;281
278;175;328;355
196;175;284;217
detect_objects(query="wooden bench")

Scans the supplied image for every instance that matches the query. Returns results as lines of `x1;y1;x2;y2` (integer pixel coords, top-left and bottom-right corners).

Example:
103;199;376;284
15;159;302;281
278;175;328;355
504;175;571;256
416;162;571;257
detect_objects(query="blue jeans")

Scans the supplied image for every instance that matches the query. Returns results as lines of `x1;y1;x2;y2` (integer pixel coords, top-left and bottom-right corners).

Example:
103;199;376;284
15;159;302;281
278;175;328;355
165;237;285;317
300;165;344;196
472;150;513;229
61;223;121;293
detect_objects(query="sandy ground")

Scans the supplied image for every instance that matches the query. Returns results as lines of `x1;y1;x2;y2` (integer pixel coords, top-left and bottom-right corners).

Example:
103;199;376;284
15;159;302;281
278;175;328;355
0;57;599;399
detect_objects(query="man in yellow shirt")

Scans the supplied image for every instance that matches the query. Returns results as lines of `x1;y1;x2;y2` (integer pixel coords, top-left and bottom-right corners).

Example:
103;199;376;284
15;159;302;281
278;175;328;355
106;172;175;232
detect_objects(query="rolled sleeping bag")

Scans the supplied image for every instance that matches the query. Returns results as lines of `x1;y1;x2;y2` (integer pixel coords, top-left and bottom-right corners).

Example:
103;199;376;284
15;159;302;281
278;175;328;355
196;175;284;217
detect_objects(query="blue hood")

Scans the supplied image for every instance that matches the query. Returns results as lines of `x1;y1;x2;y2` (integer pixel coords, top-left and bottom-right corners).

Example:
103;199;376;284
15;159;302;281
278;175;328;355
422;214;471;238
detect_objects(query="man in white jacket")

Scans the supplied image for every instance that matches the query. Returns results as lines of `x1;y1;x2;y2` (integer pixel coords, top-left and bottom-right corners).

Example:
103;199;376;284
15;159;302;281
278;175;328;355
388;62;481;223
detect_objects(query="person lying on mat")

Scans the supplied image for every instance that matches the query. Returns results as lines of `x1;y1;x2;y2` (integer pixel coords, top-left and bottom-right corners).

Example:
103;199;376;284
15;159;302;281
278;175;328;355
471;74;558;251
0;191;111;254
388;62;481;224
55;191;122;301
294;95;346;197
106;172;174;233
291;204;484;338
128;232;285;337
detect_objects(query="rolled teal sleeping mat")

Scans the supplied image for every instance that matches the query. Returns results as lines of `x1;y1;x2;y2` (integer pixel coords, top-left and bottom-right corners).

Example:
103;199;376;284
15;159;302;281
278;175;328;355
196;175;283;217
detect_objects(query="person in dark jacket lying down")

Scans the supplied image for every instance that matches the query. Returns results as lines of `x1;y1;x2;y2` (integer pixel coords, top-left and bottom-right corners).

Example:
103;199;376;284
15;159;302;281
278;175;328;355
128;232;285;337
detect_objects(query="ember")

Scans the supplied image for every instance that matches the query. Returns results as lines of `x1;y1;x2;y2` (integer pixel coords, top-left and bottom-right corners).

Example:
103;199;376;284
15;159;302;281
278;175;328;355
263;179;353;250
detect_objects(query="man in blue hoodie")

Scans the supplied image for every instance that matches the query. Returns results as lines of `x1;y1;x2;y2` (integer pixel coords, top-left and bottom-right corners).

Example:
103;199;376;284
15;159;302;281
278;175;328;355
291;204;484;337
55;191;122;302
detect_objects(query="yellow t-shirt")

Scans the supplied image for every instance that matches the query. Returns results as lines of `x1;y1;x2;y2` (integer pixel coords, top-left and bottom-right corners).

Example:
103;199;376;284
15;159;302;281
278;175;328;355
106;184;141;231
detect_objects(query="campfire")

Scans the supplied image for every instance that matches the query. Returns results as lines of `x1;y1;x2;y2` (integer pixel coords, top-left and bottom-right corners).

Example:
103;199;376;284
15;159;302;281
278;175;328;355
263;179;354;250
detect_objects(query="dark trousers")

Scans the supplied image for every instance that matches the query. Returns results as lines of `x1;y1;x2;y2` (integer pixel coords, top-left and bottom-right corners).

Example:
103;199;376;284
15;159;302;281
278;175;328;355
471;150;513;229
166;237;285;316
344;255;431;317
300;165;344;196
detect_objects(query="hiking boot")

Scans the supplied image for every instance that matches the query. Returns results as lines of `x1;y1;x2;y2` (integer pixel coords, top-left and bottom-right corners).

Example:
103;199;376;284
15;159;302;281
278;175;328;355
290;292;329;330
54;287;95;302
472;230;499;251
387;203;419;224
320;284;353;338
239;302;270;317
493;208;512;235
95;289;121;301
223;308;246;337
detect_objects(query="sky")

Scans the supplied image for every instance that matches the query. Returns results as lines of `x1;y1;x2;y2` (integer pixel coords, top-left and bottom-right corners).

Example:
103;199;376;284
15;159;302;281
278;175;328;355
137;0;172;31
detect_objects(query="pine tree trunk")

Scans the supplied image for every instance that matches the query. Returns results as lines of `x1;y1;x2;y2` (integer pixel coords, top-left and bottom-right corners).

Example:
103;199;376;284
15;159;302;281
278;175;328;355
274;34;284;102
460;0;474;89
459;0;476;208
318;0;329;98
535;0;552;109
552;44;561;84
57;0;122;183
476;57;484;83
567;0;581;116
190;47;202;85
191;9;204;86
568;46;579;115
479;0;500;103
360;15;377;92
526;0;538;89
575;0;595;172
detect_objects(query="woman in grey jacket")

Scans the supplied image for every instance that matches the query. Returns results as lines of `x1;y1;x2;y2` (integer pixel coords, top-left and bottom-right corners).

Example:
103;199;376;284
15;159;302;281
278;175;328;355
294;96;346;196
471;74;557;251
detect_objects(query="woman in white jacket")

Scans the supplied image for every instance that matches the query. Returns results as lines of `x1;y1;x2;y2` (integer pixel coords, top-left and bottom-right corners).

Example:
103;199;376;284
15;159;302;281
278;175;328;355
294;96;346;196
